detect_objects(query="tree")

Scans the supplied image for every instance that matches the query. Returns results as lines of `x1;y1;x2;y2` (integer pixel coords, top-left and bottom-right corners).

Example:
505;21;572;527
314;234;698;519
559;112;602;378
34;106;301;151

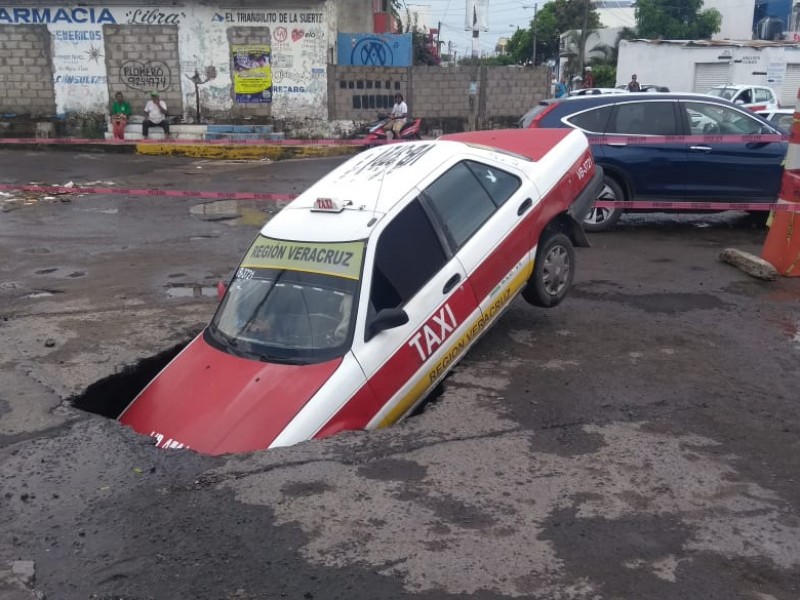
506;0;600;66
635;0;722;40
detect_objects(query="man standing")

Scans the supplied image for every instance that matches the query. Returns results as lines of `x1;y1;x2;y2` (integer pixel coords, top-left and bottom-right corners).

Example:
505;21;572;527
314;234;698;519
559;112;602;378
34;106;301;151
627;74;641;92
388;93;408;139
143;91;169;139
582;66;594;89
554;76;568;98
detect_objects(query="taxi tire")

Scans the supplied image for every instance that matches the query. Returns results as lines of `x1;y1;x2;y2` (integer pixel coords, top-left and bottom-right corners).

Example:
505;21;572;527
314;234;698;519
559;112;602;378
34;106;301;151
584;176;625;233
522;232;575;308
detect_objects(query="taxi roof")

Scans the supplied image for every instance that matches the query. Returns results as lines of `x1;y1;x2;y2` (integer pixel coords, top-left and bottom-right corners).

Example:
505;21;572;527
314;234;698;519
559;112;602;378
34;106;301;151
261;132;578;243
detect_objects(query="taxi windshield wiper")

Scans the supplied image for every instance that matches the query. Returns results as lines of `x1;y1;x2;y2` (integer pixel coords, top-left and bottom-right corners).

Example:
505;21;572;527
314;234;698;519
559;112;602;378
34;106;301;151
256;353;308;365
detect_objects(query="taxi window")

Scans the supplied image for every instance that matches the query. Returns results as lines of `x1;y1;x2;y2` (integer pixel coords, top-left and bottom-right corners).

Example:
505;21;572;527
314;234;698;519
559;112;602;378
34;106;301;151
370;199;447;313
464;161;520;207
423;161;501;249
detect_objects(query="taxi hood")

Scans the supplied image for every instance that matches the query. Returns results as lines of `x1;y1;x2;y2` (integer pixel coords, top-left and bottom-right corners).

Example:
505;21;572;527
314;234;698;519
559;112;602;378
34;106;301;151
119;333;342;455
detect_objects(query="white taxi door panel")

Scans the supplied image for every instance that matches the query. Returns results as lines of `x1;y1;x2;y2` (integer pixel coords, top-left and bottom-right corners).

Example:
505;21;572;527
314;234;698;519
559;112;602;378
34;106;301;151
350;197;477;428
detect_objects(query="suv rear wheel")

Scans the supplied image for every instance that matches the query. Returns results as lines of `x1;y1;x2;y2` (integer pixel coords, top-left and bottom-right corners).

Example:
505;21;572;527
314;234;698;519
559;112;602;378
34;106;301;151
584;176;625;232
522;232;575;308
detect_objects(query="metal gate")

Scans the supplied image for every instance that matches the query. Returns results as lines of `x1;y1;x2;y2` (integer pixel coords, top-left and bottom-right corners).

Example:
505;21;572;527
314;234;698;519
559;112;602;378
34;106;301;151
780;64;800;107
692;63;731;93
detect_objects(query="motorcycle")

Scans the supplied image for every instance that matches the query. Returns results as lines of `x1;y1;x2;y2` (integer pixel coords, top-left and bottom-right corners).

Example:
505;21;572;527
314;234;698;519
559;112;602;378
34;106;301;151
363;113;423;145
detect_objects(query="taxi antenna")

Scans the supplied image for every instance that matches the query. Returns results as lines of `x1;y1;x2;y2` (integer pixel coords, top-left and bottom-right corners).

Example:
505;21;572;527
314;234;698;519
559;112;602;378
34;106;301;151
372;163;387;219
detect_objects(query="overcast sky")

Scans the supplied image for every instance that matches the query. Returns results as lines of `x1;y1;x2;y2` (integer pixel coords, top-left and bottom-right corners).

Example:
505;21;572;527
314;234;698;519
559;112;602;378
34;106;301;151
406;0;539;58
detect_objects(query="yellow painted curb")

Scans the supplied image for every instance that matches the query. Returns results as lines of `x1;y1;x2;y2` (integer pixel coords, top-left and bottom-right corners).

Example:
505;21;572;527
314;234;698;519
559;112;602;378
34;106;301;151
134;143;361;160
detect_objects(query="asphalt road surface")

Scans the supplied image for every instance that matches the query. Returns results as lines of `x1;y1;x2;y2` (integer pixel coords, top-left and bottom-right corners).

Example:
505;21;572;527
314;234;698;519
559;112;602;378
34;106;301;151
1;149;799;600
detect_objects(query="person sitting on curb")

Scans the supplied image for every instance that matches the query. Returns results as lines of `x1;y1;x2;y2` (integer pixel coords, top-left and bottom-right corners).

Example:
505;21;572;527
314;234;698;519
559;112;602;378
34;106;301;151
143;91;170;139
110;92;132;140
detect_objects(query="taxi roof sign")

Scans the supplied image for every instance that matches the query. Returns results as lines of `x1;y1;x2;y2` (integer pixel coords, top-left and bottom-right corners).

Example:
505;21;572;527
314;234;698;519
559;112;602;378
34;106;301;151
312;197;344;213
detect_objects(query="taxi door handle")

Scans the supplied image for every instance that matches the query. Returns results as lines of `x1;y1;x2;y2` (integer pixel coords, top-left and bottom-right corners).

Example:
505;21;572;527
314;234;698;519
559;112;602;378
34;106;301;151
442;273;461;294
690;145;712;152
517;198;532;216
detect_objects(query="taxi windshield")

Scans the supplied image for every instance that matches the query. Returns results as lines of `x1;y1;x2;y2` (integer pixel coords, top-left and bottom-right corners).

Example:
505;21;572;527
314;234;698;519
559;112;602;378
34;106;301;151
206;236;365;364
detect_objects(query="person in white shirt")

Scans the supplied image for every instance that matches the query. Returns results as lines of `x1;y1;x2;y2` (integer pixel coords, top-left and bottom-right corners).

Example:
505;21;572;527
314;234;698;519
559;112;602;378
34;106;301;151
388;93;408;139
143;91;170;139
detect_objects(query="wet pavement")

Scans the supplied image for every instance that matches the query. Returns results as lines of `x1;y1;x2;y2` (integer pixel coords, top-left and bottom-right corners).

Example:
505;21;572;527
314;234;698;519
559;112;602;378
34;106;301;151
1;149;799;600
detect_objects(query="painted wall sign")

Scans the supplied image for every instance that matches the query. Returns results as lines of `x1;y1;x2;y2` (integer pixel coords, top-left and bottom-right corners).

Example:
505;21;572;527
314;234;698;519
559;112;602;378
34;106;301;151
212;10;325;24
0;4;331;119
232;45;272;103
125;8;185;25
337;33;412;67
0;7;116;24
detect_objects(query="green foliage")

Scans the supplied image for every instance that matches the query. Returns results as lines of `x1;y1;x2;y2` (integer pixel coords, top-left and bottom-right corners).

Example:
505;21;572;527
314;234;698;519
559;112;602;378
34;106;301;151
458;54;516;66
506;0;600;65
588;63;616;87
635;0;722;39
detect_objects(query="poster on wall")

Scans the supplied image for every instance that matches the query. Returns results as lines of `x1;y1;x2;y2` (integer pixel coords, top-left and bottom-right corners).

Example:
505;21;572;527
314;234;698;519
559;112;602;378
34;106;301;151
232;44;272;103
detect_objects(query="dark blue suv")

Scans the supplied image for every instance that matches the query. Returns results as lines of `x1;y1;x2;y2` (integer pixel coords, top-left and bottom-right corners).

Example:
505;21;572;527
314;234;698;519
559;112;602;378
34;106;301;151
520;93;786;231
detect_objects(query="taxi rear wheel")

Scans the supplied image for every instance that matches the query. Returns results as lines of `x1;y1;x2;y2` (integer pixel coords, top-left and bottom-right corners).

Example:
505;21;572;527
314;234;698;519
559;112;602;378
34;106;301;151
522;232;575;308
584;176;625;233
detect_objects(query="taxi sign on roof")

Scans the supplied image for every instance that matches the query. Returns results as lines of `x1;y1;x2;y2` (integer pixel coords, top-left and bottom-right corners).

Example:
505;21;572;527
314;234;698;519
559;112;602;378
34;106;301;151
312;197;343;213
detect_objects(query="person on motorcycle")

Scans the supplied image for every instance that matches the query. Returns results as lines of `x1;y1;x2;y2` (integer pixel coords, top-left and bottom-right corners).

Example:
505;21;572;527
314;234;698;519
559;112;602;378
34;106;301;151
389;93;408;139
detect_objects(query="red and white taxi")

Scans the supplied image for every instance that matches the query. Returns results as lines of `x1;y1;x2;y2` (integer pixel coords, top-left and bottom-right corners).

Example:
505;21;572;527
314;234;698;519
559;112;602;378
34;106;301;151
120;129;603;455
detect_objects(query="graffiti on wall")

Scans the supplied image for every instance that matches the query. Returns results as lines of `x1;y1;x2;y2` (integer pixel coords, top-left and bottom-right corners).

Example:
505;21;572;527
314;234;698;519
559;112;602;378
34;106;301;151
120;60;172;92
337;34;412;67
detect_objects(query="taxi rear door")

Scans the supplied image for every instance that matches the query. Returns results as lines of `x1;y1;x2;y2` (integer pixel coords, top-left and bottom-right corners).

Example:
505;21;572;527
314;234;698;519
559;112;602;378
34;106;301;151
420;158;535;321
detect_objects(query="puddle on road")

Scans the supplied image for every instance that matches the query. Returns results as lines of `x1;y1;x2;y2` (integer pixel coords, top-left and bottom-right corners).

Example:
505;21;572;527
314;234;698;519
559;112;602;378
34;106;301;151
189;200;275;227
166;283;219;299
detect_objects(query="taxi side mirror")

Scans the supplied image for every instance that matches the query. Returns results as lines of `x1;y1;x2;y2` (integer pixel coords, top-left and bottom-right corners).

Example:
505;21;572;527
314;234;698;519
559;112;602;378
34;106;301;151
367;308;409;341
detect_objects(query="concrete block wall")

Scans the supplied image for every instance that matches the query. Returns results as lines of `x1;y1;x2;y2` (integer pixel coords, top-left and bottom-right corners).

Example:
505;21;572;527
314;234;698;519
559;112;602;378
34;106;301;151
331;66;408;120
329;64;550;130
226;27;272;119
0;25;56;117
484;66;548;118
103;25;182;116
411;66;477;118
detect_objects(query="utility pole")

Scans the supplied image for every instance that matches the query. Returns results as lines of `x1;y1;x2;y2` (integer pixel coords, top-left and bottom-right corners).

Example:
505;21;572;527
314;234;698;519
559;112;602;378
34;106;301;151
532;2;538;66
578;0;590;74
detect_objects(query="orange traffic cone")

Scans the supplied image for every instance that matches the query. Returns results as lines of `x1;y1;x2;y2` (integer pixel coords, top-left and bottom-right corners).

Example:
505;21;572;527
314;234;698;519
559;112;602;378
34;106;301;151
762;99;800;276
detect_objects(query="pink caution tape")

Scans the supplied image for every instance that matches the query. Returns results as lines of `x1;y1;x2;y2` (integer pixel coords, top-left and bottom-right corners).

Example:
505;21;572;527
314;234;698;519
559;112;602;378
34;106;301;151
594;200;800;212
0;137;374;146
1;183;797;212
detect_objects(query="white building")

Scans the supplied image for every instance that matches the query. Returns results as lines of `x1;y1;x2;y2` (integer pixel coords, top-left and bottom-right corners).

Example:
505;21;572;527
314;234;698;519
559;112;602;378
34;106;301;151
616;39;800;104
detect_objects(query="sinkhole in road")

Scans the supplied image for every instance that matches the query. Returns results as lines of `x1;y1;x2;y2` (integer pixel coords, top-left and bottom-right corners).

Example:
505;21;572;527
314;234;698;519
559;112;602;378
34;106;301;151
70;342;186;418
70;338;448;432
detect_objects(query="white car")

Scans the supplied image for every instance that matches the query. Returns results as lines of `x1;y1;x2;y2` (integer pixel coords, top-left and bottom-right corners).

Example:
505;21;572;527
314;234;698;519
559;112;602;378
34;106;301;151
120;130;603;455
568;87;628;96
706;84;779;112
755;108;794;134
